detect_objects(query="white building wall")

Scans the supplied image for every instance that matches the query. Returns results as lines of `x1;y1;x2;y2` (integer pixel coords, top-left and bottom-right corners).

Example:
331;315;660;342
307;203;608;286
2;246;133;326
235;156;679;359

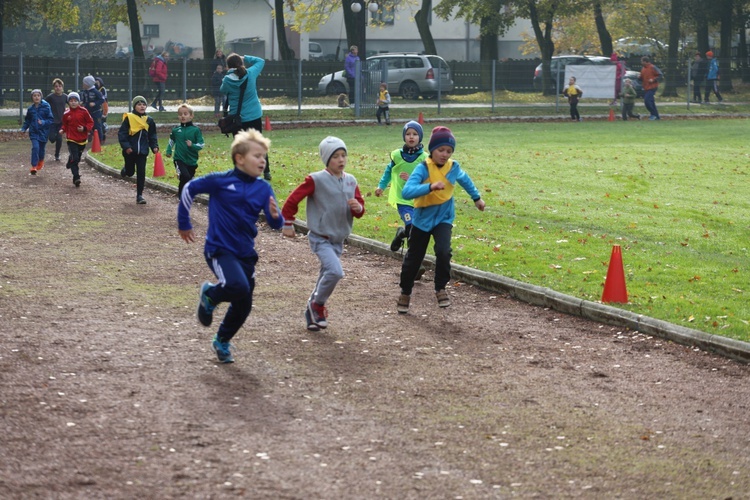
116;0;532;61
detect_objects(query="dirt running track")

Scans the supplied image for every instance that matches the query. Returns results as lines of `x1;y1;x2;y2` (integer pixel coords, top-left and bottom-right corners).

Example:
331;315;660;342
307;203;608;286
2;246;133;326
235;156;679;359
1;140;749;499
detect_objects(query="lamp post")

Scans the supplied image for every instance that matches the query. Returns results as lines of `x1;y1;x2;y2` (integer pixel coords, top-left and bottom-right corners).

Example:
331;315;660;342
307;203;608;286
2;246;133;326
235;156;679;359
350;1;378;61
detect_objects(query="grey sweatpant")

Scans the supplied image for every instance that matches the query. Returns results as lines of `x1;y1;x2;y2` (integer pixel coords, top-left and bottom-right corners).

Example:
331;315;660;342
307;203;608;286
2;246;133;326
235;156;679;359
308;232;345;305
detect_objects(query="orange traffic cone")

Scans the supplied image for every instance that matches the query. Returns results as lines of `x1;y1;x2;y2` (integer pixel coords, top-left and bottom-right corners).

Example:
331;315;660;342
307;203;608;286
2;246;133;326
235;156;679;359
601;245;628;303
153;151;165;178
91;130;101;153
608;108;615;122
264;116;272;131
417;112;424;125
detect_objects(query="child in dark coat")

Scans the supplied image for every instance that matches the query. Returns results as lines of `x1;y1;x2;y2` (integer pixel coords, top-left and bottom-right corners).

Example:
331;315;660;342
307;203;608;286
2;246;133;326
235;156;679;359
118;95;159;204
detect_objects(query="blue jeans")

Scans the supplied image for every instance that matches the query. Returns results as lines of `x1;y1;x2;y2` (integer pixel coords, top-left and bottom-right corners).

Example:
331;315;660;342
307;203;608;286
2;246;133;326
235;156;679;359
30;138;47;167
644;89;659;118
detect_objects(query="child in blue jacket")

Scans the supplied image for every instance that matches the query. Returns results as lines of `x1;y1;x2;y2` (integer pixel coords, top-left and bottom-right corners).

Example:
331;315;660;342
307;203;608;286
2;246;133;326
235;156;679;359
21;89;54;175
178;129;283;363
118;96;159;204
396;126;485;313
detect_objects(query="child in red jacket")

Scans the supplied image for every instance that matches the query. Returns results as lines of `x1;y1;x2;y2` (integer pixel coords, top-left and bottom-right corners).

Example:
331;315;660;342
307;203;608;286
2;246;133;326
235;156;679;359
60;92;94;187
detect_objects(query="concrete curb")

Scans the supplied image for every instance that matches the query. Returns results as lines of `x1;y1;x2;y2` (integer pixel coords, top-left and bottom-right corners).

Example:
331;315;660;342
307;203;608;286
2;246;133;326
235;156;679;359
85;154;750;364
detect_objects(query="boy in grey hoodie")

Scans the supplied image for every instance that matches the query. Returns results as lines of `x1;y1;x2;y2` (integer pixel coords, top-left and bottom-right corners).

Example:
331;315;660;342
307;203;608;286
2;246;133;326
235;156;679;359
281;136;366;331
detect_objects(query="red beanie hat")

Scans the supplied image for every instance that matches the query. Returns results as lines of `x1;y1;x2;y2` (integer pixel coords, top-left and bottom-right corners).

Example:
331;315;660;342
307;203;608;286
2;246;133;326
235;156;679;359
428;126;456;153
706;51;714;58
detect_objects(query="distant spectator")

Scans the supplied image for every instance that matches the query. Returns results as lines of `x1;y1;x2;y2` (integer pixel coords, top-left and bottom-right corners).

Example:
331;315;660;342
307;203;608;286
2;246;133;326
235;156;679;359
619;78;641;121
610;52;625;106
638;56;661;120
344;45;359;105
149;51;169;111
691;52;707;103
94;77;109;143
212;49;227;70
211;64;225;118
704;51;723;103
376;82;391;125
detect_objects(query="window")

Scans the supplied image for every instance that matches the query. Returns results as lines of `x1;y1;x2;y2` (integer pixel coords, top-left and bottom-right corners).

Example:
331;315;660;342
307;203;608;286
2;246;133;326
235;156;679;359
143;25;159;37
371;5;395;25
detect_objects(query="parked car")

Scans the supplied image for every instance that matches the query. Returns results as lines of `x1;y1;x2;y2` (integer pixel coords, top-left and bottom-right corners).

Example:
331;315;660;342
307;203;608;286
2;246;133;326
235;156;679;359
317;53;454;99
533;55;643;97
308;42;324;60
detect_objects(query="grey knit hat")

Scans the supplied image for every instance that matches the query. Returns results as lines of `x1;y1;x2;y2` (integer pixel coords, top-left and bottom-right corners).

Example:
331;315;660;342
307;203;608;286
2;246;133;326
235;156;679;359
67;91;80;102
319;136;347;166
82;75;96;88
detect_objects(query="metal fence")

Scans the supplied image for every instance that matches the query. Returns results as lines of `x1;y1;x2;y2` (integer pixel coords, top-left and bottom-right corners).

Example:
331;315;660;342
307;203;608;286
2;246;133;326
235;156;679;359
1;52;739;115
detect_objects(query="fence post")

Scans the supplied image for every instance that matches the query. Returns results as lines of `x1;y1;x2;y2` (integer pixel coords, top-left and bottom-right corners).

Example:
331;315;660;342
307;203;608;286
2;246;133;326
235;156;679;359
491;60;496;112
18;53;24;120
354;59;361;118
128;54;134;111
182;56;187;103
437;66;442;115
297;59;303;117
75;53;80;95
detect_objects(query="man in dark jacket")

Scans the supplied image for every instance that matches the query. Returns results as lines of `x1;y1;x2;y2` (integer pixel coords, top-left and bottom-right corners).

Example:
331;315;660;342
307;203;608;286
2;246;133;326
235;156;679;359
690;52;707;103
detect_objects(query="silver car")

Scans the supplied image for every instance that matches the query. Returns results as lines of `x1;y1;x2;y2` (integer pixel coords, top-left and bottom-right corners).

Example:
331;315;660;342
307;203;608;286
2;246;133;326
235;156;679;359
317;53;454;99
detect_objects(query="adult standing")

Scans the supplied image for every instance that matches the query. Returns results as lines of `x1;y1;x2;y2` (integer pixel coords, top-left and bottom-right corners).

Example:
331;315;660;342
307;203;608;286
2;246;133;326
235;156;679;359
704;51;723;103
344;45;359;105
690;52;707;103
638;56;661;120
610;52;625;106
149;51;169;111
220;53;272;181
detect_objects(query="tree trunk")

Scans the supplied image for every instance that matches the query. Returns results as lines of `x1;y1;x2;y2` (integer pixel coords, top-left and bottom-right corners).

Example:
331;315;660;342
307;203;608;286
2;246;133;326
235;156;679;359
126;0;148;95
479;16;498;61
719;0;733;92
662;0;681;97
737;3;750;82
528;0;555;96
695;5;710;54
415;0;437;55
593;2;612;57
275;0;295;60
199;0;216;63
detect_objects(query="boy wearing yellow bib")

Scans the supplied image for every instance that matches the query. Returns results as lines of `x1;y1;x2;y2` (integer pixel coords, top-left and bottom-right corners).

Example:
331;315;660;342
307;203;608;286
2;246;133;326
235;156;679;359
397;126;485;313
118;96;160;204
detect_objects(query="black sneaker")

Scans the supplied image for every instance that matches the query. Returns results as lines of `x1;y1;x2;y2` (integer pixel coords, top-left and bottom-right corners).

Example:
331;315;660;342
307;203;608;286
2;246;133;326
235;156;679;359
264;171;272;181
415;266;426;281
390;227;406;252
120;168;127;178
136;196;147;205
74;177;81;187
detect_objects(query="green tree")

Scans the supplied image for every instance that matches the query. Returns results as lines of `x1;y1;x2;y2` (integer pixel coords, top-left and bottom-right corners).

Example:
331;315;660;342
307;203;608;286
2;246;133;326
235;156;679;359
433;0;516;60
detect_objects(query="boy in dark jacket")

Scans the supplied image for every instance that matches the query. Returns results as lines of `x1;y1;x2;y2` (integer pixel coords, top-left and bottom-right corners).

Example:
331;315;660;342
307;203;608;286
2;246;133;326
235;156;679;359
118;95;160;204
21;89;54;175
80;75;105;143
60;92;94;187
45;78;68;161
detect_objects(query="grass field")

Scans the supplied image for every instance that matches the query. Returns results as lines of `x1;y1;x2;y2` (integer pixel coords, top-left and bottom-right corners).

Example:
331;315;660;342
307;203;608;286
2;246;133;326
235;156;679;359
91;117;750;341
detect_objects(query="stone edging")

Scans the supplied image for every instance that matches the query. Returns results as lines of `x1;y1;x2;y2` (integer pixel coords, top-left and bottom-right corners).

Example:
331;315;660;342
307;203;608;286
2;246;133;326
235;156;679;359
86;154;750;364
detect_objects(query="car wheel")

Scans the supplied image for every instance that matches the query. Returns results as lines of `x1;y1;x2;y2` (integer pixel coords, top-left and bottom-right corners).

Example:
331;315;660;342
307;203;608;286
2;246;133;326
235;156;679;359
400;81;420;100
326;81;347;96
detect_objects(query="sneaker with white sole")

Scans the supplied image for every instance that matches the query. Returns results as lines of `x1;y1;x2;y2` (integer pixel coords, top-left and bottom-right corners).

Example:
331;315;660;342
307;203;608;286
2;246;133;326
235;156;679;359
307;301;328;329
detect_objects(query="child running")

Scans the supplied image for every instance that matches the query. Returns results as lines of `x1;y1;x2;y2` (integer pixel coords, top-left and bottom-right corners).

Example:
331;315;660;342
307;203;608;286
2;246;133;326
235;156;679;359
178;129;283;363
281;136;366;331
118;96;159;204
59;92;94;187
45;79;68;162
562;76;583;122
21;89;54;175
166;104;205;198
396;126;485;313
375;120;428;265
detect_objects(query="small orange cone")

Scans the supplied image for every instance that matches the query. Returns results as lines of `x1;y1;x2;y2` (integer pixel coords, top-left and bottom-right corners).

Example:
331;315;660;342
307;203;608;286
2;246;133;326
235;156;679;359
91;130;101;153
601;245;628;303
417;112;424;125
264;116;272;131
153;151;165;178
608;108;615;122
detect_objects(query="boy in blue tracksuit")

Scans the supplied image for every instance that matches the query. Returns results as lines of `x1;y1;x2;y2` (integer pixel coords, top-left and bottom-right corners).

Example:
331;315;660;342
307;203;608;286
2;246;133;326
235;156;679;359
178;129;283;363
21;89;54;175
118;95;159;204
397;126;486;313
